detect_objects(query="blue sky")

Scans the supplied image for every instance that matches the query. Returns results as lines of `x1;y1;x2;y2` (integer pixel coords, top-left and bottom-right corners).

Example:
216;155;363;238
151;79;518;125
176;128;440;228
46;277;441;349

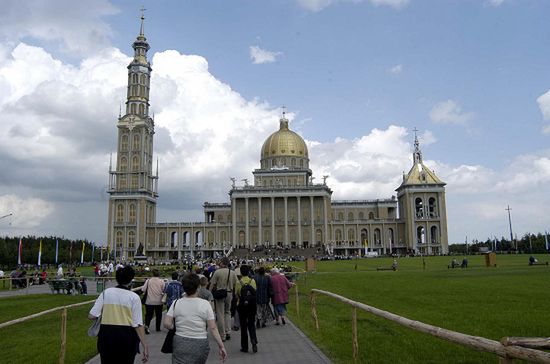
0;0;549;246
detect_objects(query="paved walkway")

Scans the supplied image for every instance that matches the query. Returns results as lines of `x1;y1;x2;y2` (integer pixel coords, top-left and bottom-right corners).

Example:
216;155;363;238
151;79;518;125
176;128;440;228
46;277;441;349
85;314;331;364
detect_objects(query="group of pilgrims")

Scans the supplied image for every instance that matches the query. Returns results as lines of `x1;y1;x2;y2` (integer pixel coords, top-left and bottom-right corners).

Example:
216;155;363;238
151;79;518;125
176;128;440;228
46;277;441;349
89;256;295;363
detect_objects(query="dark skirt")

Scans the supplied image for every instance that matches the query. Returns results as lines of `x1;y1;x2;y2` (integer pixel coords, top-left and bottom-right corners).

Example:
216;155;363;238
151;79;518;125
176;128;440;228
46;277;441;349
98;325;139;364
172;335;210;364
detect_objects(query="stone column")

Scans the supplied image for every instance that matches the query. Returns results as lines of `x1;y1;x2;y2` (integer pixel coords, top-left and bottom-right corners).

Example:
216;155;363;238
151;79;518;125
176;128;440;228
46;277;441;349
258;197;262;246
310;196;315;246
324;196;329;248
232;197;237;248
297;196;302;247
284;196;288;247
271;197;275;248
245;197;249;248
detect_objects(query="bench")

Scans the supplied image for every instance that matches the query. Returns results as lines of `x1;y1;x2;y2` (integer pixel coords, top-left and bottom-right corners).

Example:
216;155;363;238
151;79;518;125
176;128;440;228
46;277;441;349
377;267;397;271
48;279;82;294
529;261;548;266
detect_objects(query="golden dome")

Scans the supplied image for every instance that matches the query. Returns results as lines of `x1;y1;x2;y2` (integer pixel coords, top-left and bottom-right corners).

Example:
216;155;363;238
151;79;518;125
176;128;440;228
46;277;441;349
261;118;308;159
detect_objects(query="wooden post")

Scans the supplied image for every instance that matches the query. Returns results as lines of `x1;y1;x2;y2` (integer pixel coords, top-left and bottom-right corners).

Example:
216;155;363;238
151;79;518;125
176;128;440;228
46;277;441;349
310;291;319;331
295;284;300;318
59;308;67;364
352;307;359;363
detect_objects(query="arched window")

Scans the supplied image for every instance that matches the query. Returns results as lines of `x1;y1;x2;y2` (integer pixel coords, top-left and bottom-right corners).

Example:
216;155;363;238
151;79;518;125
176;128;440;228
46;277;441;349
415;198;424;218
140;74;147;84
360;229;368;246
171;232;178;248
129;204;136;223
220;231;227;242
348;228;355;241
116;204;124;222
316;229;323;245
132;156;140;171
429;197;437;218
388;228;394;245
338;212;344;221
217;215;224;223
207;231;214;244
119;175;127;188
291;158;296;166
121;135;128;151
417;226;426;245
131;104;136;114
120;157;128;172
131;175;138;189
430;226;438;244
133;134;140;150
116;231;123;248
348;212;354;221
374;228;381;245
368;212;375;220
128;231;135;249
132;74;138;83
335;229;342;241
358;212;364;220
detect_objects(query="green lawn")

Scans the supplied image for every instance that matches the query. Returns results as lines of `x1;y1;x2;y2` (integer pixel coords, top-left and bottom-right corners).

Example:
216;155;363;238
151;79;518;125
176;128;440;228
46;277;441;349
287;254;550;364
0;294;99;364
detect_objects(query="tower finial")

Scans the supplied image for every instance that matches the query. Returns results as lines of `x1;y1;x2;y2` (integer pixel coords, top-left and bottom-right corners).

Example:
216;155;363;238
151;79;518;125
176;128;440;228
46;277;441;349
282;105;287;119
412;127;422;164
139;6;146;36
279;106;289;130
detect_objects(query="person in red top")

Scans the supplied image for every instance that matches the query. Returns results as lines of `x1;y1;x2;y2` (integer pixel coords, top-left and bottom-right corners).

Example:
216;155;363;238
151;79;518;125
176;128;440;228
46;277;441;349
94;262;100;278
270;268;294;325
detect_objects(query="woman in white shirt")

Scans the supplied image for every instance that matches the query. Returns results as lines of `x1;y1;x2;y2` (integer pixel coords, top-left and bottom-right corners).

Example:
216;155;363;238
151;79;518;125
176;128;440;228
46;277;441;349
164;273;227;364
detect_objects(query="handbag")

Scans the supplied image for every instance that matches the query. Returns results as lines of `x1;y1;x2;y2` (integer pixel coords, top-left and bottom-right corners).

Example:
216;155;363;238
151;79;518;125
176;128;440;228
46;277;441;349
161;293;167;304
160;299;178;354
212;269;231;300
88;291;105;337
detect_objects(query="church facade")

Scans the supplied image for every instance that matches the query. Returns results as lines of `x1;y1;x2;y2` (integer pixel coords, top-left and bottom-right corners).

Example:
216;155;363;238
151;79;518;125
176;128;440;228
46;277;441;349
106;19;449;261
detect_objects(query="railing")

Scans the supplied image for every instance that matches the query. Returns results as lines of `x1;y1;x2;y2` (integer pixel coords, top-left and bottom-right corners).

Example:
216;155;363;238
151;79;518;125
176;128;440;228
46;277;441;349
309;289;550;363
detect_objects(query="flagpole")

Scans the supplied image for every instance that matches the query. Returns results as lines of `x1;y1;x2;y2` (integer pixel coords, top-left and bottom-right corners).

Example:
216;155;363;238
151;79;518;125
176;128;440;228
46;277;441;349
17;238;22;266
55;239;59;265
37;240;42;266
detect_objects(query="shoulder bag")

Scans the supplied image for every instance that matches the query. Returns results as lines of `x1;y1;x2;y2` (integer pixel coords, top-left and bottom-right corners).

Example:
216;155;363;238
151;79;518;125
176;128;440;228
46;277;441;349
161;299;178;353
212;269;230;300
88;291;105;337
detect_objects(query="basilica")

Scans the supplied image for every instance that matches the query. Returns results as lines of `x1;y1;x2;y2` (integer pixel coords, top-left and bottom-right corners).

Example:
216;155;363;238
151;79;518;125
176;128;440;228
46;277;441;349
106;17;449;261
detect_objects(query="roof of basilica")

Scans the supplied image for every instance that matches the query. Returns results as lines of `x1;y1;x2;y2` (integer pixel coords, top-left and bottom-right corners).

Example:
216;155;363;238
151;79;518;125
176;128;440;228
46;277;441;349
260;116;309;160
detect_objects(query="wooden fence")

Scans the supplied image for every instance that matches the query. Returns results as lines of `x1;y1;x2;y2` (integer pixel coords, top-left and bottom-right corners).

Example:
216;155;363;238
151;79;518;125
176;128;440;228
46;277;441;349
310;289;550;364
0;285;144;364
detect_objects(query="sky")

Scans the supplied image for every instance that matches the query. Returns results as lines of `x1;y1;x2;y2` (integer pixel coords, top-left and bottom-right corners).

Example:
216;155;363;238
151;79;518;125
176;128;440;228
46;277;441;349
1;0;550;246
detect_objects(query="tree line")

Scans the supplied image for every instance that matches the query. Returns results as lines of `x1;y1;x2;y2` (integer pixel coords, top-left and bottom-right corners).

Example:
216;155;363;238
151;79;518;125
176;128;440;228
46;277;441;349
449;232;549;255
0;236;105;269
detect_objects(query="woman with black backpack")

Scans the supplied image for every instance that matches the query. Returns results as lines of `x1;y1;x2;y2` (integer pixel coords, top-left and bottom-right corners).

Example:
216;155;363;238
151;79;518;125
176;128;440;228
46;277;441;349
235;264;258;353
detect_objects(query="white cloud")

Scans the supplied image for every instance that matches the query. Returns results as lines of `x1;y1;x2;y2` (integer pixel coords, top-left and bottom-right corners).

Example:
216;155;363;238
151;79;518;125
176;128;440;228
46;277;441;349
536;89;550;120
486;0;504;7
249;46;281;65
0;194;54;228
542;125;550;135
296;0;408;12
0;0;118;57
429;99;475;125
388;64;403;75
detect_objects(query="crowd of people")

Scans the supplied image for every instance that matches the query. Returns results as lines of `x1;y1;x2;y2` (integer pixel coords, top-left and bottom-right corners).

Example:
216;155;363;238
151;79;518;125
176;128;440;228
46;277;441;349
88;256;296;363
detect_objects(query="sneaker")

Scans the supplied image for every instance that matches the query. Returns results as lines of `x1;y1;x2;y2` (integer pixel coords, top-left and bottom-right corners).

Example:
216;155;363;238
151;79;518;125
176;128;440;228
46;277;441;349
226;334;231;341
144;326;150;335
282;318;286;325
252;344;258;353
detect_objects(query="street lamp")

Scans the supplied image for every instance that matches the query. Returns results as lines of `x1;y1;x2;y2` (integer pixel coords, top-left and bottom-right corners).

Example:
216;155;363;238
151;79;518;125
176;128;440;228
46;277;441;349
0;212;13;220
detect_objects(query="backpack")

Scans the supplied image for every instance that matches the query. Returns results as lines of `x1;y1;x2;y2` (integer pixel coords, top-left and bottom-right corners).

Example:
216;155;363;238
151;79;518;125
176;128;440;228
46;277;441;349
239;282;256;307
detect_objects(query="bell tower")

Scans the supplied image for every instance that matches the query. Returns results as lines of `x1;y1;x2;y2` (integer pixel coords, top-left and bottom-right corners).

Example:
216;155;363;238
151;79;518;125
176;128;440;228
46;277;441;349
396;130;448;255
107;12;158;260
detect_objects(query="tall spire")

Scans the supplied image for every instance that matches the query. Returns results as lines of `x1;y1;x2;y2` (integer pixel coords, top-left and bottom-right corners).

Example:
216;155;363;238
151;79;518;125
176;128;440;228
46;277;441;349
412;127;422;164
279;105;289;130
139;6;146;36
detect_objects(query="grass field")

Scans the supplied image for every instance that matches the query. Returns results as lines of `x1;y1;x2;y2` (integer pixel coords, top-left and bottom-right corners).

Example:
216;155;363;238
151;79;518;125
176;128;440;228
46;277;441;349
286;254;550;364
0;255;548;363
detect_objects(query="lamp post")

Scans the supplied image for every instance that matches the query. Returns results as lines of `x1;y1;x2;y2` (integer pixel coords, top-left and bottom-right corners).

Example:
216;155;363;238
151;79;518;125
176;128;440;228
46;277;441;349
0;212;13;220
506;205;515;252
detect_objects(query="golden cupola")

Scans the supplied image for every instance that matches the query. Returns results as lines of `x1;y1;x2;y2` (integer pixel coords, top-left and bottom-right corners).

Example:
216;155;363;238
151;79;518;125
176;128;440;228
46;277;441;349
260;114;309;171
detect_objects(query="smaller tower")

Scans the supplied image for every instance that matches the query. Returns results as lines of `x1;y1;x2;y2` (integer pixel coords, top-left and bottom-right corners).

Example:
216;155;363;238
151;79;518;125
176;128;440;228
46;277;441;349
396;131;448;254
